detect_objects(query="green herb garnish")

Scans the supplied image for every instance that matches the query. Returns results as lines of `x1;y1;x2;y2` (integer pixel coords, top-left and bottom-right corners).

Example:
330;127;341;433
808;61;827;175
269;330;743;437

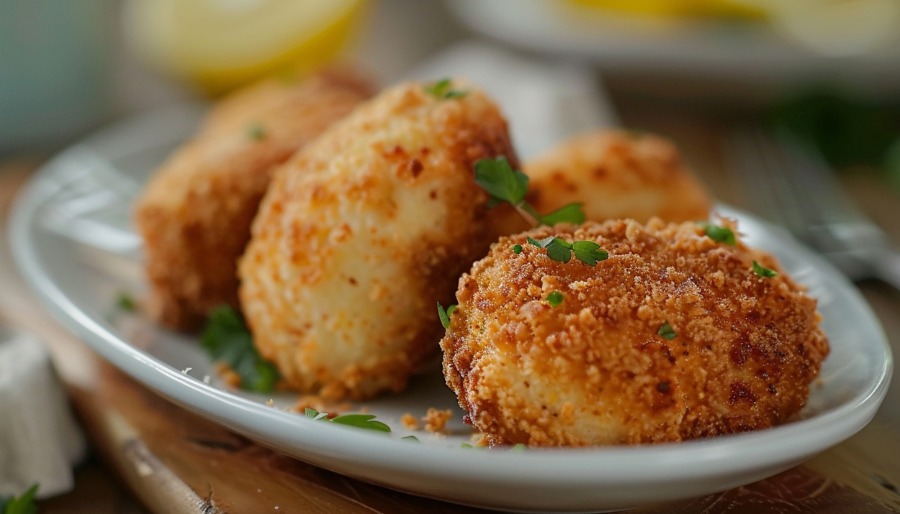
437;302;457;329
475;157;585;226
512;244;523;254
658;322;677;340
201;306;280;393
511;443;527;452
752;260;778;278
116;292;137;312
304;408;391;433
547;291;564;307
425;78;468;100
527;236;608;266
698;222;736;246
1;484;38;514
402;435;420;442
246;123;266;141
538;202;586;226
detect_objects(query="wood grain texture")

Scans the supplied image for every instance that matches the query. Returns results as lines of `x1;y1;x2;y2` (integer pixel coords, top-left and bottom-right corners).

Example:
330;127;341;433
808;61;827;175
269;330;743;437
2;105;899;514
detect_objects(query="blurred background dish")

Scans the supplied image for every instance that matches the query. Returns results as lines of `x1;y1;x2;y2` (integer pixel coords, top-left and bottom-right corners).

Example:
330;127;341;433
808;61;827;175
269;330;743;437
449;0;900;100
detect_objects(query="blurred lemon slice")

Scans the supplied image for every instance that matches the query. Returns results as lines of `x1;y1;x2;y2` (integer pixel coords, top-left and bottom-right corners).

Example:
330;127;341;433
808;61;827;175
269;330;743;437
125;0;366;95
762;0;900;56
566;0;769;20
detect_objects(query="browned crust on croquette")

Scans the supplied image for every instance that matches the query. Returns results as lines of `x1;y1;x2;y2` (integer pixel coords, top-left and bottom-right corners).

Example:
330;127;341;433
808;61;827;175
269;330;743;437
441;218;829;447
239;81;519;400
134;69;374;330
490;130;712;238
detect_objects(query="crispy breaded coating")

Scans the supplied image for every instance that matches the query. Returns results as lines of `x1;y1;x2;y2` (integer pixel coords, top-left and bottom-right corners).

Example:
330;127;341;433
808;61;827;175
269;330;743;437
134;68;373;330
490;130;712;236
238;80;519;400
442;218;829;447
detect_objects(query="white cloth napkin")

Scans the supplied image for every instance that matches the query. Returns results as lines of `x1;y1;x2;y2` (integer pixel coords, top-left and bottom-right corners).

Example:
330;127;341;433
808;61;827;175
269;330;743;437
0;326;86;499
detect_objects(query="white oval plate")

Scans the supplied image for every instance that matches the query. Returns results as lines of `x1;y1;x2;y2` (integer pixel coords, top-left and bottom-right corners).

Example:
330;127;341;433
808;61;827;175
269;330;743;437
8;107;893;513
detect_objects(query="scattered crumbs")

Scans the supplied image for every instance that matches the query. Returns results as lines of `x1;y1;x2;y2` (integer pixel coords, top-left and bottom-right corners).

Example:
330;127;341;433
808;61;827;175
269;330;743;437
423;408;452;433
265;399;275;407
274;506;279;511
203;375;211;384
181;367;192;375
401;413;420;430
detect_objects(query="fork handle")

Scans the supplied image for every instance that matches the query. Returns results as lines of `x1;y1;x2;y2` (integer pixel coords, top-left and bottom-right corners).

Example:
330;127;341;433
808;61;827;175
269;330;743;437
872;247;900;293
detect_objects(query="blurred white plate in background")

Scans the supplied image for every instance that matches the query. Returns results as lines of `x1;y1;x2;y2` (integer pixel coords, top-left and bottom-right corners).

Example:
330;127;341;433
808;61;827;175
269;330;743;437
449;0;900;94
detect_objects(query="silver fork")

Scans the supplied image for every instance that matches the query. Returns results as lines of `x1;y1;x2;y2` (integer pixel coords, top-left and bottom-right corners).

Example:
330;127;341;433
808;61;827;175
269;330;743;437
727;126;900;292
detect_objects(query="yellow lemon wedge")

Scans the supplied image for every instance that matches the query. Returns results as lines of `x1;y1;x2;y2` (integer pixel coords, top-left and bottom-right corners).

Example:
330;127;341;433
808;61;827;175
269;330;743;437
566;0;769;21
125;0;367;95
763;0;900;56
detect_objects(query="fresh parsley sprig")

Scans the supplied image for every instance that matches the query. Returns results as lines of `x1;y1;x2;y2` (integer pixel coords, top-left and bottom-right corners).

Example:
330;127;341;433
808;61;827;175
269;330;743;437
201;306;280;393
547;291;564;307
304;408;391;433
425;78;468;100
526;236;608;266
752;260;778;278
0;484;38;514
474;157;585;226
658;322;677;340
437;302;457;329
697;222;736;246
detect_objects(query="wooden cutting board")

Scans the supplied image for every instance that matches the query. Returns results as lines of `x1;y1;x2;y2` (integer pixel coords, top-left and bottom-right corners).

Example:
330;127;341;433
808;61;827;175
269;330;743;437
2;147;898;513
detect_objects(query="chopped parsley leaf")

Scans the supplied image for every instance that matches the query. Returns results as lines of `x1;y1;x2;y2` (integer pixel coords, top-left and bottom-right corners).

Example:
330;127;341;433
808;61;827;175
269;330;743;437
547;291;564;307
698;222;736;246
475;157;585;226
0;484;38;514
437;302;457;329
527;236;608;266
304;408;391;433
512;244;523;254
658;322;677;340
116;292;137;312
424;78;468;100
538;202;586;225
752;260;778;278
201;306;280;393
572;240;608;266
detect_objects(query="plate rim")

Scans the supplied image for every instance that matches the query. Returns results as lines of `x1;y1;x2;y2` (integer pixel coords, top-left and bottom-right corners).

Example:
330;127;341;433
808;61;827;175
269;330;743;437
7;113;894;512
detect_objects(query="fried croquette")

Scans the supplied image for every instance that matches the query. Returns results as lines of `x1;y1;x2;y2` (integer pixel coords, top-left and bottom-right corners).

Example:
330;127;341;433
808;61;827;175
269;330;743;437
441;218;829;447
491;130;712;236
238;80;519;400
135;68;373;330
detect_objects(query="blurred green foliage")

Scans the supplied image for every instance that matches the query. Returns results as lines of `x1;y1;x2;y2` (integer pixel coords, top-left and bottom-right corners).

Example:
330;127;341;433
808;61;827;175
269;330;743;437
769;89;900;186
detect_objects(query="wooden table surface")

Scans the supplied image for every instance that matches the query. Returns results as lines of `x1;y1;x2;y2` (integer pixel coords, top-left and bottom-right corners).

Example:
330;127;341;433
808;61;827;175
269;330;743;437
1;102;898;513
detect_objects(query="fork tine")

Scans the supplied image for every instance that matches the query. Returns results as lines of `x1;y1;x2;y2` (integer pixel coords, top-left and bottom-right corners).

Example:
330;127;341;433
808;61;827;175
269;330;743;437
726;127;812;234
768;128;870;226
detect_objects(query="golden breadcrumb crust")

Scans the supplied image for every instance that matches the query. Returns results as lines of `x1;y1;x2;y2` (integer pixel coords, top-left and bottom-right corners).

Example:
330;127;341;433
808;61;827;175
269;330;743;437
442;219;829;447
239;80;519;400
134;68;373;330
489;130;712;237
